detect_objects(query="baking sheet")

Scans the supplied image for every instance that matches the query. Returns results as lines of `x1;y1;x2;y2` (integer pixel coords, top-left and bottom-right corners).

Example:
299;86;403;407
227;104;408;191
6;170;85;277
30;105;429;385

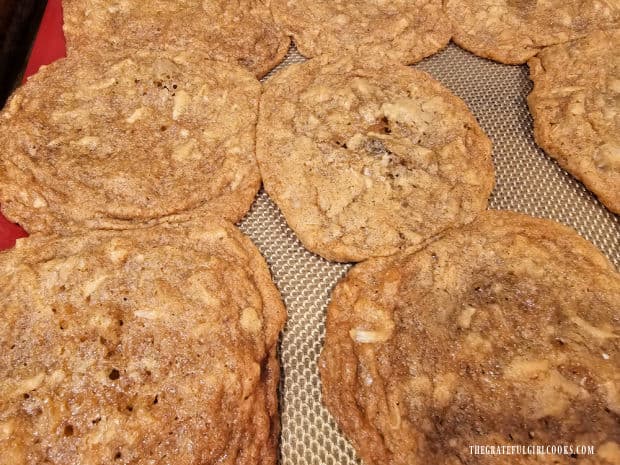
243;43;619;465
3;2;619;464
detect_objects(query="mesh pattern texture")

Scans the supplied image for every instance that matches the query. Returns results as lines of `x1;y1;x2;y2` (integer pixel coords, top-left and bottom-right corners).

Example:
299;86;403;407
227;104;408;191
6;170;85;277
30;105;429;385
239;43;620;465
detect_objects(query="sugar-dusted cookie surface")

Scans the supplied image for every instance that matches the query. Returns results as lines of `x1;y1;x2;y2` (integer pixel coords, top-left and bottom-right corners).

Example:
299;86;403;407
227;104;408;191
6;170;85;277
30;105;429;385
0;50;261;234
270;0;450;64
320;210;620;465
257;56;493;262
0;219;286;464
528;29;620;213
445;0;619;64
63;0;290;78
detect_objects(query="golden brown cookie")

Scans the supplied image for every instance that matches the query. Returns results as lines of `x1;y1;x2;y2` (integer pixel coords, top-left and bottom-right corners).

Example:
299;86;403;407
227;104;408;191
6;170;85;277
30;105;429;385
320;210;620;465
256;56;494;262
62;0;290;78
0;50;261;234
445;0;620;64
270;0;450;63
0;218;286;464
528;29;620;213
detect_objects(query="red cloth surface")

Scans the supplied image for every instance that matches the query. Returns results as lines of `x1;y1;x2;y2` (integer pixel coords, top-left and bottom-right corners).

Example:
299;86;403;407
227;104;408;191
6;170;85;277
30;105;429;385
1;0;65;250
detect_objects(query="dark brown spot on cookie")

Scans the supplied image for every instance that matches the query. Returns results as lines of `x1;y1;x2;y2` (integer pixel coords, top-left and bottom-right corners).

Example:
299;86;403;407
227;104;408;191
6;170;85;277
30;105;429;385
367;116;391;134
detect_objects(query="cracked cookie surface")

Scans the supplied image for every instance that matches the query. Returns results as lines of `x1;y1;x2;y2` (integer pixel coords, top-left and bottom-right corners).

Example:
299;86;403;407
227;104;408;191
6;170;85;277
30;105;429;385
62;0;290;78
528;29;620;213
0;218;286;465
270;0;450;63
0;50;261;234
320;210;620;465
445;0;620;64
256;56;493;262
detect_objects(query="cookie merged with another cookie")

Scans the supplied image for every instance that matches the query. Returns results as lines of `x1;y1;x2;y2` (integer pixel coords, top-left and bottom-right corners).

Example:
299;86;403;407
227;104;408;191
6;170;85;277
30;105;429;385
257;56;494;262
0;218;286;464
270;0;450;64
62;0;290;78
0;50;261;234
320;210;620;465
445;0;619;64
528;29;620;213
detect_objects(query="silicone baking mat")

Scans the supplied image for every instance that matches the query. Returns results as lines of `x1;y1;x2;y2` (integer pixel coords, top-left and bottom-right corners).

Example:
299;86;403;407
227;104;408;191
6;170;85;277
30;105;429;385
1;2;618;464
243;43;620;465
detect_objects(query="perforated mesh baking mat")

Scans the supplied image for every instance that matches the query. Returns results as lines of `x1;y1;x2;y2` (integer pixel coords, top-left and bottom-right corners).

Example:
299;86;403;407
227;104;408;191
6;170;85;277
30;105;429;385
239;43;620;465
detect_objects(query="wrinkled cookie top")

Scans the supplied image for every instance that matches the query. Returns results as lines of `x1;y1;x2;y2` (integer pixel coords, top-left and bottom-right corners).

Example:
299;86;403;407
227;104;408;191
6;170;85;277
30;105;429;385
320;210;620;465
0;219;285;465
271;0;450;64
446;0;620;63
528;29;620;213
0;50;261;234
257;56;494;262
63;0;290;78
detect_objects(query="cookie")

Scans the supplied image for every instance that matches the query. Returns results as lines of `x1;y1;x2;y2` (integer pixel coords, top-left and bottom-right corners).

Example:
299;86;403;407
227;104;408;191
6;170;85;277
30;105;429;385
256;56;494;262
0;218;286;464
528;29;620;213
270;0;450;63
0;50;261;234
320;210;620;465
445;0;620;64
62;0;290;78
